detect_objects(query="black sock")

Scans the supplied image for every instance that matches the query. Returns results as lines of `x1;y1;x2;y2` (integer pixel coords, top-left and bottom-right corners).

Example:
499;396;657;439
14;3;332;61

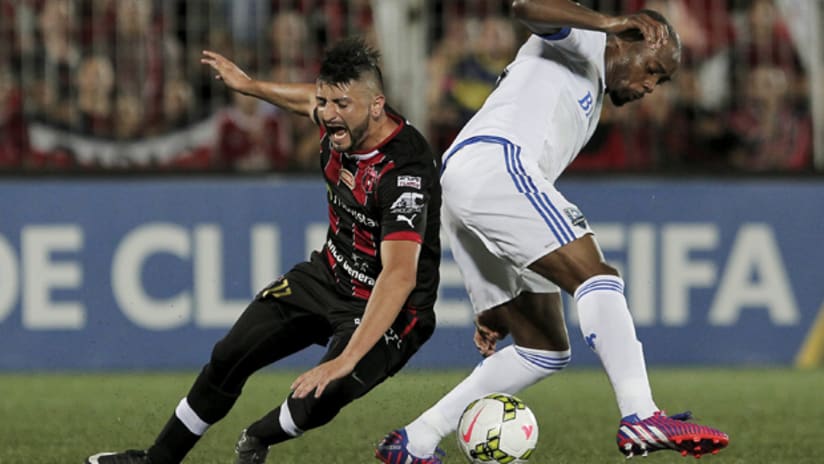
246;407;295;446
147;415;200;464
147;366;242;463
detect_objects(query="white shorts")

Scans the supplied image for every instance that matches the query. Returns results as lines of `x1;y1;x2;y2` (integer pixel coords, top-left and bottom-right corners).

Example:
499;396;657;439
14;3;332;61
440;135;592;313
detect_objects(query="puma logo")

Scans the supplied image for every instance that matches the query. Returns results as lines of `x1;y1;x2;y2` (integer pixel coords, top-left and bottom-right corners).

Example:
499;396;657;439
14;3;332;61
396;213;416;228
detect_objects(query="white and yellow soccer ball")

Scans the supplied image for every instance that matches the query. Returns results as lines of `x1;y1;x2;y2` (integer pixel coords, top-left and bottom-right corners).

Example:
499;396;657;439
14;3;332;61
456;393;539;464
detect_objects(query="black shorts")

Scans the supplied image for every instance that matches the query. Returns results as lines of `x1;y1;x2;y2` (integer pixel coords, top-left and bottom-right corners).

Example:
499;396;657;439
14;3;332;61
252;251;436;379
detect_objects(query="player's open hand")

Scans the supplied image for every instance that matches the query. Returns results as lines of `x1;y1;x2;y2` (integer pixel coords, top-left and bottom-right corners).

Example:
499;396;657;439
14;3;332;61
474;321;502;357
200;50;252;92
606;13;668;49
291;356;357;399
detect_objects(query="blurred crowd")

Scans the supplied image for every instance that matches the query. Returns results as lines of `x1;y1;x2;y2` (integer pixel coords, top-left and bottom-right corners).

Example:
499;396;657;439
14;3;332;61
0;0;814;173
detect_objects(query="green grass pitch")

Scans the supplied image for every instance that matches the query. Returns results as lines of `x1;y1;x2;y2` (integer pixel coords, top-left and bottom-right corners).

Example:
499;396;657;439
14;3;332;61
2;368;822;463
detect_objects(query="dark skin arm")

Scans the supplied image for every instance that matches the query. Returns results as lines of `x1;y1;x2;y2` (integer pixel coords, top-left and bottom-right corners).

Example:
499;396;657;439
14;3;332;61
511;0;668;48
291;239;421;398
201;50;317;119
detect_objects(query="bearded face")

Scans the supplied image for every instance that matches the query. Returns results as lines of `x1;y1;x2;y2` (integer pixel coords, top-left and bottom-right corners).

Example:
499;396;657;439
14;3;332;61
316;79;380;153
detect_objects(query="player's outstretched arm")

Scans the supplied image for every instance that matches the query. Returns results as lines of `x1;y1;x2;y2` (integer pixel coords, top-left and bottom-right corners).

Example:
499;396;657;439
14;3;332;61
511;0;668;47
201;50;316;118
291;240;420;399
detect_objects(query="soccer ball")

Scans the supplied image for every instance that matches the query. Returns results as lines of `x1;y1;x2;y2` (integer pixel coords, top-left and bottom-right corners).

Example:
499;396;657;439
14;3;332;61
456;393;539;464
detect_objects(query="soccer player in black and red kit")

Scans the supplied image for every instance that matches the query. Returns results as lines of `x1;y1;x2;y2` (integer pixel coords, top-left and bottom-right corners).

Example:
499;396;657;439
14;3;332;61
86;37;441;464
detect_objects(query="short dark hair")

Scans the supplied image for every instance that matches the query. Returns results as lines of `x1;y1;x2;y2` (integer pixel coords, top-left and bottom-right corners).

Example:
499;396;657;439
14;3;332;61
639;9;682;53
318;37;384;92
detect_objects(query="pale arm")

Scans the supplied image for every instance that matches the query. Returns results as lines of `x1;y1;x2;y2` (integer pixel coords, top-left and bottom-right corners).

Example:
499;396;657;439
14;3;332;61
291;239;421;398
201;50;316;118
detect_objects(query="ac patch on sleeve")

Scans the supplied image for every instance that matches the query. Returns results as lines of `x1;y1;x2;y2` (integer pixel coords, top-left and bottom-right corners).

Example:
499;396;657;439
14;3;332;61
390;192;425;214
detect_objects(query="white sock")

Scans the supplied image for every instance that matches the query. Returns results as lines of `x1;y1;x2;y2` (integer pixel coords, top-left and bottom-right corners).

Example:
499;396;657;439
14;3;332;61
575;275;658;419
405;345;570;457
175;398;209;436
278;398;303;437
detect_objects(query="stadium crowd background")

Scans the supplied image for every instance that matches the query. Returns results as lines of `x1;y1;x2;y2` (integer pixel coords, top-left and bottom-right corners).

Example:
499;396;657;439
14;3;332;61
0;0;816;173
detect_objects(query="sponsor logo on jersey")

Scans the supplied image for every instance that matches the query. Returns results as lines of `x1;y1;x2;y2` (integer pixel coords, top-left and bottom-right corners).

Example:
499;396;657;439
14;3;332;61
327;238;377;286
397;175;421;189
390;192;425;214
328;191;379;227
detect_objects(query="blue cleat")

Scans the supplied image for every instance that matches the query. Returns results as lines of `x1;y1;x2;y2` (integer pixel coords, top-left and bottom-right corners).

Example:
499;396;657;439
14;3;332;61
375;428;445;464
617;411;729;458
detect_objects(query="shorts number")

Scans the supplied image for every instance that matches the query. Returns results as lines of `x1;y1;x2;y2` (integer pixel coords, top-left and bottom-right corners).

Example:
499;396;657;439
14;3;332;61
260;279;292;299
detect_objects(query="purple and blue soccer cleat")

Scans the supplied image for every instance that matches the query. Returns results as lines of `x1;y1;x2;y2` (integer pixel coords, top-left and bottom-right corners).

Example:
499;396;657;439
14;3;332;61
375;428;445;464
617;411;729;459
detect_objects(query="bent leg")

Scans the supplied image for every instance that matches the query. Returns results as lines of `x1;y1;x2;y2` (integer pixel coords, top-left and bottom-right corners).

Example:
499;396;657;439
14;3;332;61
247;308;435;446
481;291;570;351
404;292;571;458
529;235;658;419
148;297;330;464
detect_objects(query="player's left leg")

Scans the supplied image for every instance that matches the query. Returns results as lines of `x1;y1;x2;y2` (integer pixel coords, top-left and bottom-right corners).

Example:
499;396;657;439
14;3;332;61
380;291;571;461
529;235;729;458
241;306;436;456
529;235;661;420
378;140;578;462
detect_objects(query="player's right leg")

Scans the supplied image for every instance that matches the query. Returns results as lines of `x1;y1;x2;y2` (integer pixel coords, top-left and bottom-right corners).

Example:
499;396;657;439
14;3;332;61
377;139;578;462
376;292;572;463
85;270;332;464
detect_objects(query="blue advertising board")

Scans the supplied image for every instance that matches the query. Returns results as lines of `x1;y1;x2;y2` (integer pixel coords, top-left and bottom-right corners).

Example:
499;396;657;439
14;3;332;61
0;177;822;370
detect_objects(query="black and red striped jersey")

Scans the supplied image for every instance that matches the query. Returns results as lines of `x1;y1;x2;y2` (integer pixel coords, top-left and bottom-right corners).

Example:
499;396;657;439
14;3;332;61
318;108;441;310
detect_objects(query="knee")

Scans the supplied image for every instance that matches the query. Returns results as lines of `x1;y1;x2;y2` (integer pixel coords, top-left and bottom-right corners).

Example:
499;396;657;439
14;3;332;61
287;392;343;431
592;262;620;279
187;365;242;424
207;337;248;382
287;375;368;431
203;336;270;396
574;263;622;289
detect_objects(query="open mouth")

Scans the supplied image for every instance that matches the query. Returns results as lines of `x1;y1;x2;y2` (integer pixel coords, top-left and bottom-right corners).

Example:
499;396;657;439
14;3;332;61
326;123;349;144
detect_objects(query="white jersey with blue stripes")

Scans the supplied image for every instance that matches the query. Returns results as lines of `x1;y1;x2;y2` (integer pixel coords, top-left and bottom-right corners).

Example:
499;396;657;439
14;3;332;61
445;28;607;181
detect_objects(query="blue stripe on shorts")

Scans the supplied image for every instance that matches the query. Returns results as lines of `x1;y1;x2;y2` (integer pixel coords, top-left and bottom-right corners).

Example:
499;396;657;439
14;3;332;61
442;135;575;246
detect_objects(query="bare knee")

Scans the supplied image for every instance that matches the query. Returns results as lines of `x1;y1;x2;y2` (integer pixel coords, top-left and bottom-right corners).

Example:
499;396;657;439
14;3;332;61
529;235;622;294
506;292;570;351
591;262;620;279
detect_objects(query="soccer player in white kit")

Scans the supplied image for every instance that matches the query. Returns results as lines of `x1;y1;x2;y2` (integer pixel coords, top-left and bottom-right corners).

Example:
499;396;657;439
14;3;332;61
376;0;729;462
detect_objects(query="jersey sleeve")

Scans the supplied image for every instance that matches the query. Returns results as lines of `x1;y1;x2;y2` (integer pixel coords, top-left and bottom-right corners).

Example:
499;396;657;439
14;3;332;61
537;28;606;63
376;161;431;244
